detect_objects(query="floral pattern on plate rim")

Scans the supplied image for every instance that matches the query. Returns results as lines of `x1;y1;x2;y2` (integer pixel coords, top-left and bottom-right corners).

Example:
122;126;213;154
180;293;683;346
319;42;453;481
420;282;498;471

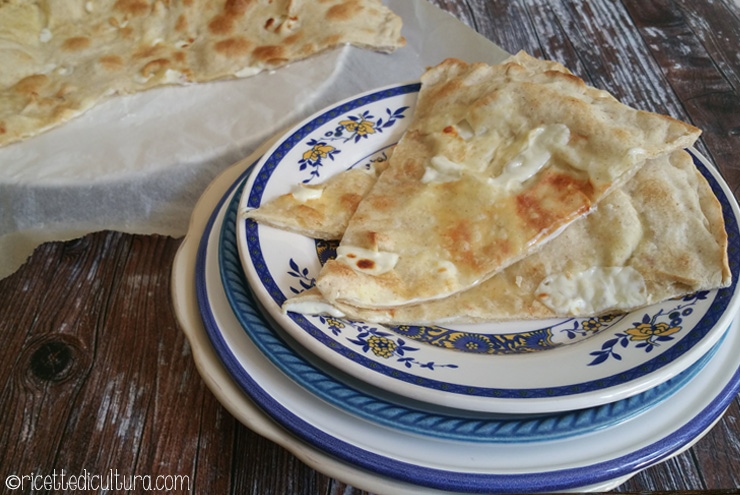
298;107;409;183
287;249;713;364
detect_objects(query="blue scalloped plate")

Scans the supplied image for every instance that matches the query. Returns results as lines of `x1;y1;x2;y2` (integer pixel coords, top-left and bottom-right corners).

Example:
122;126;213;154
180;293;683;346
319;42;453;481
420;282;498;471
235;83;740;414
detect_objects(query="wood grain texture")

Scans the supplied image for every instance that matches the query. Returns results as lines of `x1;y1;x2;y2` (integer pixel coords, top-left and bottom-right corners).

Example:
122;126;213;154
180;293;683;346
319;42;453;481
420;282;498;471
1;1;739;494
624;0;740;195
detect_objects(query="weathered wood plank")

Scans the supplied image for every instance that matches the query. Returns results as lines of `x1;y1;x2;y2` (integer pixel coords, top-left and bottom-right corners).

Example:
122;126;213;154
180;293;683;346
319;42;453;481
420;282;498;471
0;233;236;493
675;0;740;91
0;233;125;484
617;455;703;491
231;423;355;495
191;388;238;493
623;0;740;193
689;399;740;489
456;0;544;57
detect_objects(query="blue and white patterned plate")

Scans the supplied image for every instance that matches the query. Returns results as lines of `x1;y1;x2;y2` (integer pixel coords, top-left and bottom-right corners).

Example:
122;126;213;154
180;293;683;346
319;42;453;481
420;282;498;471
179;153;740;493
214;166;720;443
236;84;740;414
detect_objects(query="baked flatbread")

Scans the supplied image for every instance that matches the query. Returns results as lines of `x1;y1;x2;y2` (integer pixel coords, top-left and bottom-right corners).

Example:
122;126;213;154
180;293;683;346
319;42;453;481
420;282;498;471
284;150;731;323
315;53;701;309
0;0;405;146
241;150;391;239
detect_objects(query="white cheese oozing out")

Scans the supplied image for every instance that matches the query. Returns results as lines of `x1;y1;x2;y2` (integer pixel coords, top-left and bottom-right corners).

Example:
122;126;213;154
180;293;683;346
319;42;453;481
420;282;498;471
163;68;187;84
455;118;476;140
283;297;345;317
235;66;263;78
336;246;399;276
422;155;466;183
421;119;481;183
536;266;647;316
39;28;52;43
290;184;323;202
628;147;647;160
490;124;571;191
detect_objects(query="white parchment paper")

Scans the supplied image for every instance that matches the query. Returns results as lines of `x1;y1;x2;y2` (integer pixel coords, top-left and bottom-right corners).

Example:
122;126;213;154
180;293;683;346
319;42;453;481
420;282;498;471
0;0;510;279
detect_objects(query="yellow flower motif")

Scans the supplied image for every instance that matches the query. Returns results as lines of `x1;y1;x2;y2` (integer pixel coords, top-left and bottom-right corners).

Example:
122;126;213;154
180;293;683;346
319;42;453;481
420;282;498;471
324;317;345;329
625;321;681;341
367;335;396;358
581;318;603;332
446;332;492;352
302;143;335;162
340;119;376;136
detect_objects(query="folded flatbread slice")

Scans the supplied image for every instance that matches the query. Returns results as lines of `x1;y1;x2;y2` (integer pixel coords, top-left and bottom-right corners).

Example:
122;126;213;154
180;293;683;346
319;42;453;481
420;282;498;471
315;52;702;309
284;150;731;323
241;150;391;239
0;0;404;146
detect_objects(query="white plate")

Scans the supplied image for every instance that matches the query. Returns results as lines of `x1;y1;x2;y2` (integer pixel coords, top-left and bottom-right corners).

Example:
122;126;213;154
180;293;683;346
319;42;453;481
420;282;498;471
236;84;740;413
173;153;740;493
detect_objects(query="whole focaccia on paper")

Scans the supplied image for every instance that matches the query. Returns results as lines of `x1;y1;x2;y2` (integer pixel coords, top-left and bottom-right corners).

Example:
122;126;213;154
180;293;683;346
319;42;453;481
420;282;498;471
0;0;405;147
285;150;731;323
315;52;701;310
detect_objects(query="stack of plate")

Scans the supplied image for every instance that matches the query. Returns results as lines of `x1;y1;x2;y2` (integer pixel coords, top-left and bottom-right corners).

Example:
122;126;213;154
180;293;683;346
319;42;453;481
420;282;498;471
172;84;740;494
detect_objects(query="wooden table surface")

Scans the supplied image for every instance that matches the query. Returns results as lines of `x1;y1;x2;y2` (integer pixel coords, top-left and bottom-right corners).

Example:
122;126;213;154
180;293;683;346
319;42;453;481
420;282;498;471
2;1;739;493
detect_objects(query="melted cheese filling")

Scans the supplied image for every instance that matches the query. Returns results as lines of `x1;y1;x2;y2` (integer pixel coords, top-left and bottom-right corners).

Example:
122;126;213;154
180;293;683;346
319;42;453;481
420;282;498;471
455;118;476;140
536;266;647;315
163;69;186;84
336;246;399;276
235;66;264;78
422;155;466;183
421;124;571;191
290;184;323;202
490;124;570;191
283;297;345;317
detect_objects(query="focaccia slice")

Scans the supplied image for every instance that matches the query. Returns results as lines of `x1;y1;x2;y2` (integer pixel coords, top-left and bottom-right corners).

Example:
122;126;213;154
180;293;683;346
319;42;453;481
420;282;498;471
241;155;390;240
315;52;701;309
0;0;405;147
285;150;731;323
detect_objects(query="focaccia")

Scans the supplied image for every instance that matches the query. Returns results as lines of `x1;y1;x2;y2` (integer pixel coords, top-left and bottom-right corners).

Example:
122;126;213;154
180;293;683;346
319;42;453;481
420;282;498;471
0;0;404;147
284;150;731;323
315;53;701;309
241;151;391;240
